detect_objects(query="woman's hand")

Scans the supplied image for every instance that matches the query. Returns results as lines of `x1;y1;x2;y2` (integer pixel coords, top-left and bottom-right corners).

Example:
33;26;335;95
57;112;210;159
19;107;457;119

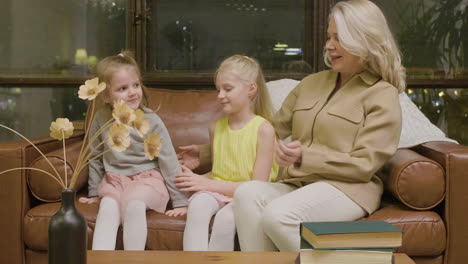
165;206;187;217
276;140;303;167
175;165;211;192
177;145;200;170
78;197;100;204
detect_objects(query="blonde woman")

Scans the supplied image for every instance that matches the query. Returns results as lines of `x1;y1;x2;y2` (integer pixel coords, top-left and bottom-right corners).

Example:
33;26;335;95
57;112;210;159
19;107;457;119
175;55;278;251
179;0;405;251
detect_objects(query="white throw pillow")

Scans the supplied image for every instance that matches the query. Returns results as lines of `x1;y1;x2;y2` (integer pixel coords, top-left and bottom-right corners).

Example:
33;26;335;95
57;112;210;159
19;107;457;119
397;92;457;148
267;79;300;113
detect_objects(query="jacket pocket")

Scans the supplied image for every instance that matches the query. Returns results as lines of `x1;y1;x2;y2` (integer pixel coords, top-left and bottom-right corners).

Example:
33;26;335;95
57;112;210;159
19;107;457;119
322;105;364;152
293;97;320;112
290;97;320;141
327;104;363;124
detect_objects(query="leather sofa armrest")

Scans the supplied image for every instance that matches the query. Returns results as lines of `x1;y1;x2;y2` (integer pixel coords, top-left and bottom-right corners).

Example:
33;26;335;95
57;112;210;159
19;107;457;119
378;148;445;210
0;132;84;264
28;140;88;202
413;141;468;264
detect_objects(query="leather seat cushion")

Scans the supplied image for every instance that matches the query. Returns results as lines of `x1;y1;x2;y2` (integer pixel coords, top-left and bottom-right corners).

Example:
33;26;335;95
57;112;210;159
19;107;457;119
24;195;185;251
378;149;445;210
24;199;445;257
361;203;446;256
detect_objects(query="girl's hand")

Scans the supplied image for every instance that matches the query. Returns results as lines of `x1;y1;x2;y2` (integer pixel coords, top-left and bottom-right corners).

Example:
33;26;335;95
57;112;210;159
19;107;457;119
175;165;211;192
165;206;187;217
78;196;100;204
177;145;201;170
276;140;303;167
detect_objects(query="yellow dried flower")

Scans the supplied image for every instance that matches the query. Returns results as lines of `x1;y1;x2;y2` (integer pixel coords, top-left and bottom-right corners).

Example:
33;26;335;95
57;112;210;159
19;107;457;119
78;77;106;100
144;132;162;160
133;109;150;137
112;100;136;126
50;118;74;140
108;123;130;152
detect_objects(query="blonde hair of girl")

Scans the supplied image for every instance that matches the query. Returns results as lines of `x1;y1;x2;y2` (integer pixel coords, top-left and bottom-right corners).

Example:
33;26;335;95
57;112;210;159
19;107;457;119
215;55;274;122
94;50;150;110
324;0;406;92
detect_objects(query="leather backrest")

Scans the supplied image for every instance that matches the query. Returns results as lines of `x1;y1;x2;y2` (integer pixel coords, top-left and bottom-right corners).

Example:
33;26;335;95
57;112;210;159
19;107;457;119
145;88;223;148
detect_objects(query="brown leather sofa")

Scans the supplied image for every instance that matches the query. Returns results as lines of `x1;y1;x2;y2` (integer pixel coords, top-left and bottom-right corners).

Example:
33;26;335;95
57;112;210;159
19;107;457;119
0;88;467;264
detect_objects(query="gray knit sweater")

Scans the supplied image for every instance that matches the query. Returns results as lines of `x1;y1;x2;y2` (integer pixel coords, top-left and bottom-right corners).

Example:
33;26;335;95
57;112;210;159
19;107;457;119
87;106;188;208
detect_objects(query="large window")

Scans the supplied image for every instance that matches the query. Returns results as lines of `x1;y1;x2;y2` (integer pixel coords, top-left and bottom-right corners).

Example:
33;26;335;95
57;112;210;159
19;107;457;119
0;0;127;77
0;0;467;144
149;0;306;73
373;0;468;144
375;0;468;81
406;88;467;145
142;0;323;85
0;86;87;142
0;0;128;141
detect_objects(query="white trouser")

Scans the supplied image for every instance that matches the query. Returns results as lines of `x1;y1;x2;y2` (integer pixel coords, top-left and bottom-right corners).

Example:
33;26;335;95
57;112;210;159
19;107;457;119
233;181;366;251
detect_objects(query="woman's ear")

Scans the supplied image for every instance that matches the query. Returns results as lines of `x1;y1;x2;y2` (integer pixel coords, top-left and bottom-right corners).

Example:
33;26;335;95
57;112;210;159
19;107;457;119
248;82;258;98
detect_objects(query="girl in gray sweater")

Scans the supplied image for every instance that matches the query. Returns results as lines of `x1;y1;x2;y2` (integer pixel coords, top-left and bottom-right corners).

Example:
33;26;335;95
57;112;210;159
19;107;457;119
79;51;187;250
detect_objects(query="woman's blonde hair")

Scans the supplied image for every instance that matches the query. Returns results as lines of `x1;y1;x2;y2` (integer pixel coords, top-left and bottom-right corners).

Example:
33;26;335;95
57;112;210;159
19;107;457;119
215;55;273;122
324;0;406;92
94;50;149;110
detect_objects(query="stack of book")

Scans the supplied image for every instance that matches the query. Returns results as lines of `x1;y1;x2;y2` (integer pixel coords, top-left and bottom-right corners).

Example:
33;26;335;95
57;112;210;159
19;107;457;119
296;221;403;264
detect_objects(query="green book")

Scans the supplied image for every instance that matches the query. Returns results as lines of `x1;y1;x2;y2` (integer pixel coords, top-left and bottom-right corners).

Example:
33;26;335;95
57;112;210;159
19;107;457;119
300;221;402;250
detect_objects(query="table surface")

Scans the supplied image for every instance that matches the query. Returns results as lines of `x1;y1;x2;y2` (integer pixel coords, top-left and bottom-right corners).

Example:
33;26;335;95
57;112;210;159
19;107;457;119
88;250;415;264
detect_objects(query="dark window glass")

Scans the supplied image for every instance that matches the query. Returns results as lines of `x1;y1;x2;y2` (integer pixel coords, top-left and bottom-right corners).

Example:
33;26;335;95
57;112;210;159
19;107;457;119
374;0;468;80
407;88;467;144
0;0;128;76
0;87;87;142
148;0;308;73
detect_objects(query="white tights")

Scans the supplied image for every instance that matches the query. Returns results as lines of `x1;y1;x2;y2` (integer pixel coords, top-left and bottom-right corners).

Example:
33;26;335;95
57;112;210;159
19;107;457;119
183;193;236;251
92;197;148;250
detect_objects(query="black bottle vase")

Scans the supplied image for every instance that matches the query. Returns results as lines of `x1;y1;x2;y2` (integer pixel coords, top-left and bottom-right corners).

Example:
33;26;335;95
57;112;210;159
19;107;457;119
48;189;87;264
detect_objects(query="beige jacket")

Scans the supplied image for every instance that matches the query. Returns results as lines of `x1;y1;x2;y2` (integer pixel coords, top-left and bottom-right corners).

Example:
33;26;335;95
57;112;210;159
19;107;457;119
273;70;402;214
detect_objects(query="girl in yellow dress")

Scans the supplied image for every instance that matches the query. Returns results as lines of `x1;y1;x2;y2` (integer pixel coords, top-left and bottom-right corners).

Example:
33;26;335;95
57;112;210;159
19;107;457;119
175;55;278;251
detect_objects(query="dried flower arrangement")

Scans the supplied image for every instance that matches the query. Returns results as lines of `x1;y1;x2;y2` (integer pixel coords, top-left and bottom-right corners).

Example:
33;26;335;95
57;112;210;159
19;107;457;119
0;77;162;190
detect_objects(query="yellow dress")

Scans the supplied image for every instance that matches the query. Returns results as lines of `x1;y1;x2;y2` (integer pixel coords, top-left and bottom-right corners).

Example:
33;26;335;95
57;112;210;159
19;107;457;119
212;116;278;183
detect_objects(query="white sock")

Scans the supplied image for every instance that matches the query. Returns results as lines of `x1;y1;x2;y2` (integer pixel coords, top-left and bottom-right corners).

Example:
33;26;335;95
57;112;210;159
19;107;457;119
208;202;236;251
183;193;220;251
92;197;120;250
123;200;148;250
